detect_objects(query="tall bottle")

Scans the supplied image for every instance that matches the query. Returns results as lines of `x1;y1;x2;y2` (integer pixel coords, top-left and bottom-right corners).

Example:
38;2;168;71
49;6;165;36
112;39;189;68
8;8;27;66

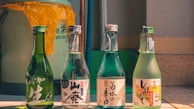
26;26;54;109
97;24;126;109
133;26;162;109
61;25;90;109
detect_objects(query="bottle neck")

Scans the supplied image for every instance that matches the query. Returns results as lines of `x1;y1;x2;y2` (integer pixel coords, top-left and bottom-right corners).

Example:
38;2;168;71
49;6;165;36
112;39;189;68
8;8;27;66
104;51;118;60
139;33;155;53
69;33;81;53
104;31;118;52
33;32;45;55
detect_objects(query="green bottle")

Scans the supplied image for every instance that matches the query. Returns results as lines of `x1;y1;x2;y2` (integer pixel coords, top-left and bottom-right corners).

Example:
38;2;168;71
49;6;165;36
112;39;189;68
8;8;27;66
97;24;126;109
26;26;54;109
61;25;90;109
133;26;161;109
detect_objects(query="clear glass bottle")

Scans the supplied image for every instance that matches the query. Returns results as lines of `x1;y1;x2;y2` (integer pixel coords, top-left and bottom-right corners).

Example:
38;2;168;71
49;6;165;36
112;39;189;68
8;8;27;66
97;24;126;109
26;25;54;109
133;26;162;109
61;25;90;109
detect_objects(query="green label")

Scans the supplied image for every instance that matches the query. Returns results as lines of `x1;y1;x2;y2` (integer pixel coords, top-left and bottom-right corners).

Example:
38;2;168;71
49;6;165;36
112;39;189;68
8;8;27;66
26;76;53;105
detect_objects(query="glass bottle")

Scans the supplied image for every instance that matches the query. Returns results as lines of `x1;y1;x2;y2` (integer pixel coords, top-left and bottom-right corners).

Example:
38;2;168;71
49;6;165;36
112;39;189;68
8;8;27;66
61;25;90;109
97;24;126;109
133;26;162;109
26;25;54;109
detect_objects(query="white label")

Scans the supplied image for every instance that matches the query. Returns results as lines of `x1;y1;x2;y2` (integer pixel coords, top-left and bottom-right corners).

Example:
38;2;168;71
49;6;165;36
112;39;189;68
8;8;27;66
61;79;89;105
133;79;161;106
97;79;125;106
147;37;154;52
56;21;67;40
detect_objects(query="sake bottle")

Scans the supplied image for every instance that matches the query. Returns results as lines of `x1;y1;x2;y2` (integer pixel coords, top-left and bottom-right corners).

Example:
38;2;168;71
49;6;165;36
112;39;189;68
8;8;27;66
26;25;54;109
133;26;161;109
97;24;126;109
61;25;90;109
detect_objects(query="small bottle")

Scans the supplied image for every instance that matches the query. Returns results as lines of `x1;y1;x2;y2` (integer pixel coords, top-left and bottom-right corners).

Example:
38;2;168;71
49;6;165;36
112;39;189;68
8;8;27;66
133;26;162;109
97;24;126;109
26;26;54;109
61;25;90;109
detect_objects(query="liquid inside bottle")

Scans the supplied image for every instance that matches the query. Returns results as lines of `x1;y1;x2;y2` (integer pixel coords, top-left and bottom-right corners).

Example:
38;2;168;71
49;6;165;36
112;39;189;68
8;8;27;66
97;24;126;109
133;26;161;109
26;26;54;109
61;25;90;109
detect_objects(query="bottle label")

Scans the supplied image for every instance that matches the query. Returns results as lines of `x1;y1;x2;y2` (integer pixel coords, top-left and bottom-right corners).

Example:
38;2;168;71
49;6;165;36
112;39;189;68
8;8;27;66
97;79;125;106
56;20;67;40
147;37;154;52
61;79;89;105
133;79;161;106
26;77;53;105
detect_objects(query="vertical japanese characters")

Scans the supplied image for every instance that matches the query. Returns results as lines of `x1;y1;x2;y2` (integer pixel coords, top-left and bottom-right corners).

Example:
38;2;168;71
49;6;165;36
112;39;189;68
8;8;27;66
61;25;90;108
25;26;54;109
133;26;162;109
97;24;126;109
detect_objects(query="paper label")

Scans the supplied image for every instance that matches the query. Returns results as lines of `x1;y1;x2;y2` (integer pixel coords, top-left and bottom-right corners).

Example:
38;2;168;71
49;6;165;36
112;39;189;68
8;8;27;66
97;79;125;106
133;79;161;106
61;79;89;105
147;37;154;52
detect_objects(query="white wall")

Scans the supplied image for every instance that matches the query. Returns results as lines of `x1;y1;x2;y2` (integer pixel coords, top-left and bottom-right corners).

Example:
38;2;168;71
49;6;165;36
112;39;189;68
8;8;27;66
71;0;194;49
147;0;194;37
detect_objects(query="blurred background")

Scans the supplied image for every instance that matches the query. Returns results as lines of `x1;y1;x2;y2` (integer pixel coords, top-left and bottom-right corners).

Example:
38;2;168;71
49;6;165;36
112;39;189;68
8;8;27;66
0;0;194;95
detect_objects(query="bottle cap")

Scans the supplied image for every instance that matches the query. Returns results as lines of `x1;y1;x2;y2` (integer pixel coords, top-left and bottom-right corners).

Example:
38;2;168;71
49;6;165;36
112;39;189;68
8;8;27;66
33;25;46;32
105;24;118;32
69;25;81;34
0;0;71;5
142;26;154;34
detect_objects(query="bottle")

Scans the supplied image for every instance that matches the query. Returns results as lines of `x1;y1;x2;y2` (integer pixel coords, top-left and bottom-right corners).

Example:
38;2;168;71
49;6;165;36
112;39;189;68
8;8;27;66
26;25;54;109
133;26;162;109
61;25;90;109
97;24;126;109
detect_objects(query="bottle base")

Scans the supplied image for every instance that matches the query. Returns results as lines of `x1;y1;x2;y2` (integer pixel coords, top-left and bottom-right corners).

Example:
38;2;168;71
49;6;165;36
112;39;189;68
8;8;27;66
133;105;161;109
62;105;89;109
26;104;53;109
97;106;124;109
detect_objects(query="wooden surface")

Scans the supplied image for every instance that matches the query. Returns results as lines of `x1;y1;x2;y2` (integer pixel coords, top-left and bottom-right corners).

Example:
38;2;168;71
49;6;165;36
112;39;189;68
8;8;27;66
0;102;175;109
1;86;194;108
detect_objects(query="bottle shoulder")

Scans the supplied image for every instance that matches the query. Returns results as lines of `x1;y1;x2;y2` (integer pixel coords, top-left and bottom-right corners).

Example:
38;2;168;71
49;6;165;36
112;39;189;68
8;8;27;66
66;52;85;59
62;52;90;80
30;54;50;63
97;52;125;77
133;53;161;78
27;55;53;74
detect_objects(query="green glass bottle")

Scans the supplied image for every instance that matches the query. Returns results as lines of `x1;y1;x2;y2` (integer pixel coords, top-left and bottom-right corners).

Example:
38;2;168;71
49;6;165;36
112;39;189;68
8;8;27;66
133;26;162;109
97;24;126;109
61;25;90;109
26;26;54;109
